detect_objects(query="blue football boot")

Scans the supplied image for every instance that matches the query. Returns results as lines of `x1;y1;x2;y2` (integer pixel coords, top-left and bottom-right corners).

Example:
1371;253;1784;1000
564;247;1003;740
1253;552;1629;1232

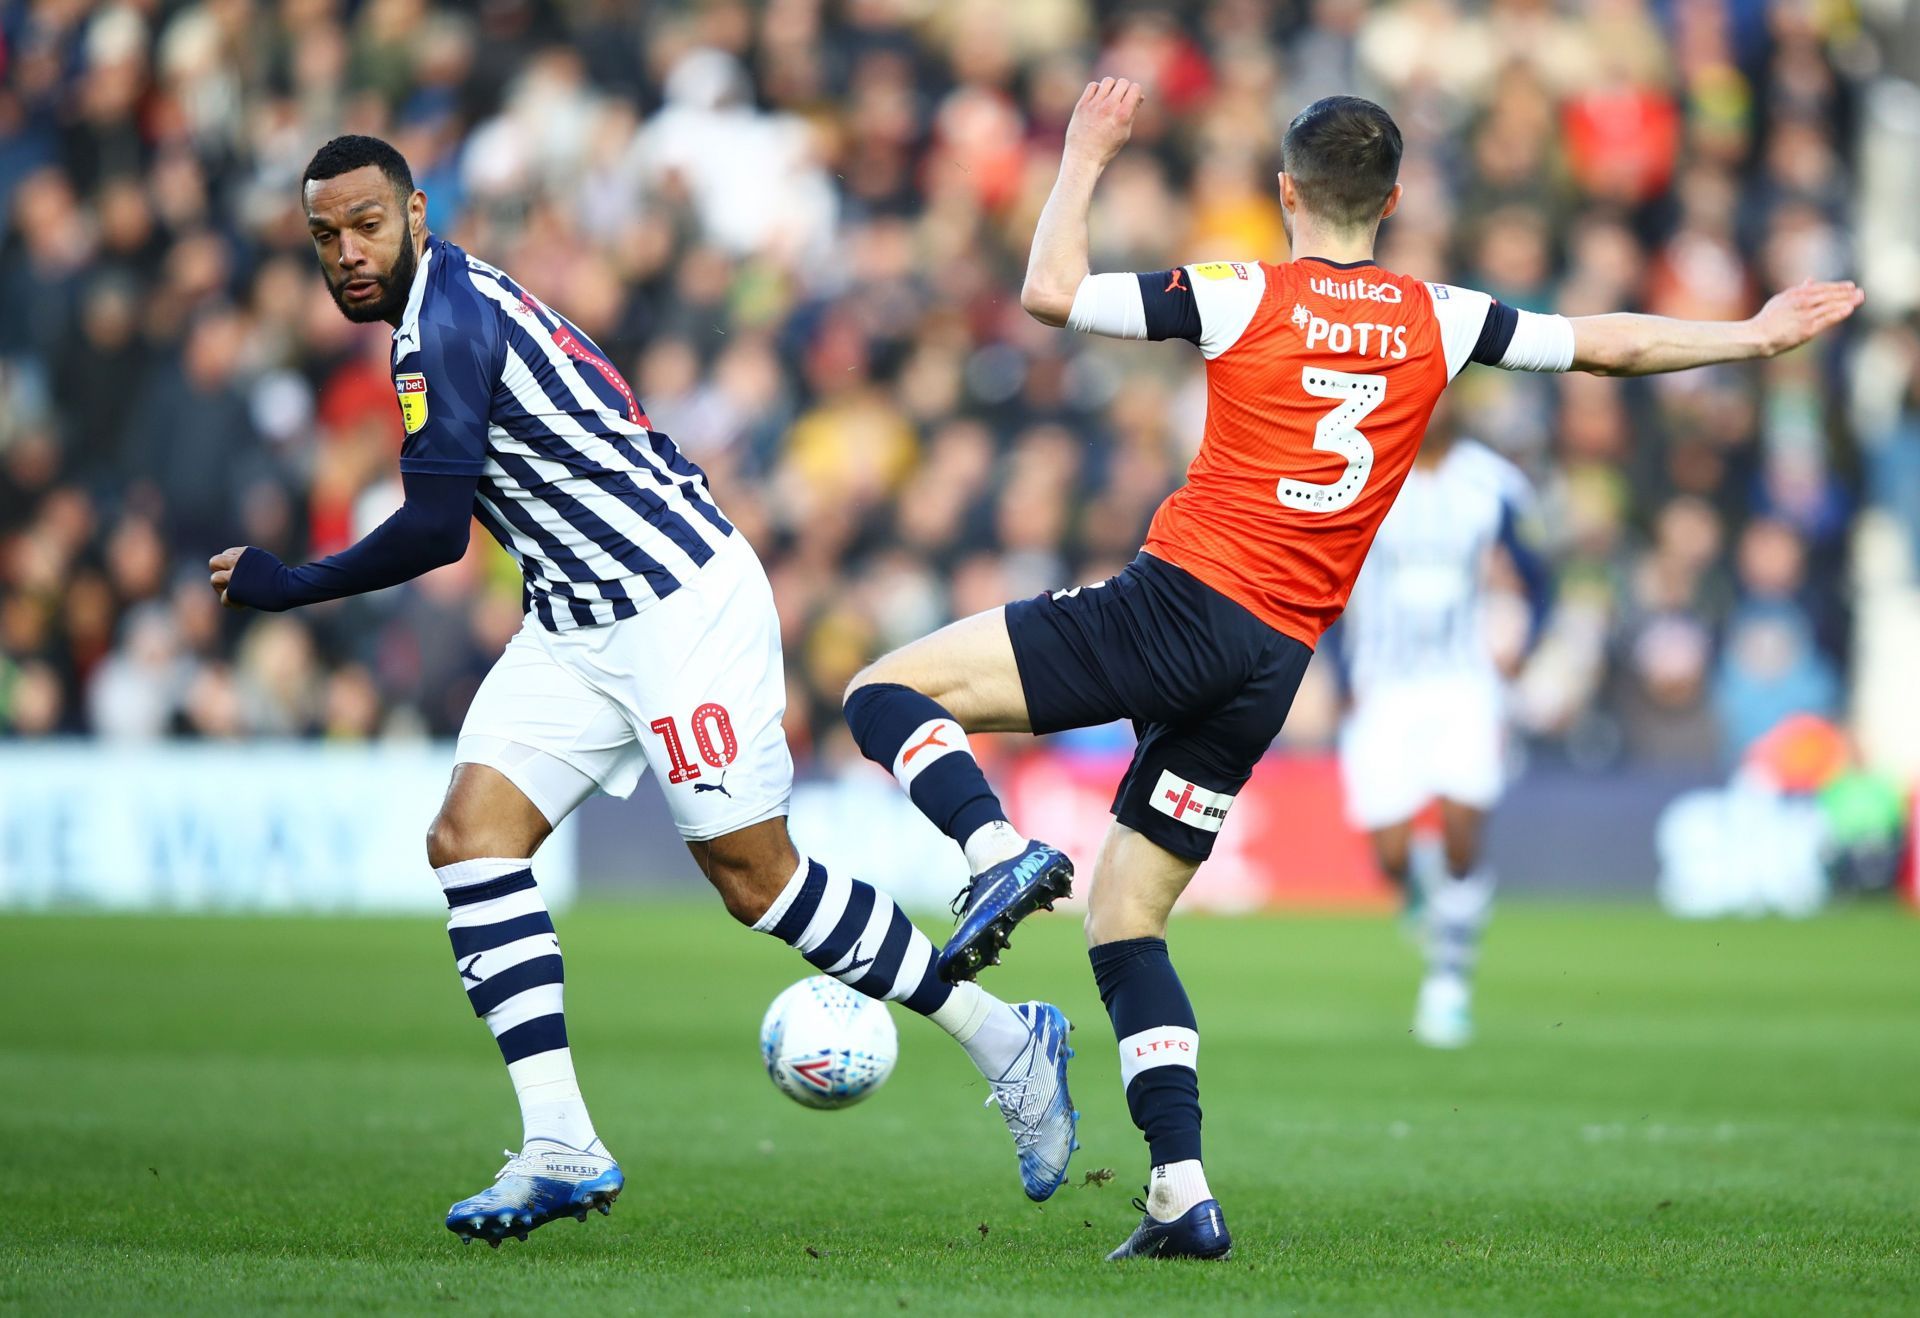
445;1138;623;1246
984;1002;1079;1201
937;841;1074;983
1107;1194;1234;1261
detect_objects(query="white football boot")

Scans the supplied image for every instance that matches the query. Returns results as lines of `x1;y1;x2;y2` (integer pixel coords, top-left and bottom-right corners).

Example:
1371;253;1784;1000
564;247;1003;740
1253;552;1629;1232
445;1138;623;1246
1413;974;1473;1049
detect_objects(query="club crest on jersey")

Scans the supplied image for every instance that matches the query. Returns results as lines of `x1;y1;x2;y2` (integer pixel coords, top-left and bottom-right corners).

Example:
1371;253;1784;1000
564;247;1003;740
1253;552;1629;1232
1151;770;1233;832
395;373;428;434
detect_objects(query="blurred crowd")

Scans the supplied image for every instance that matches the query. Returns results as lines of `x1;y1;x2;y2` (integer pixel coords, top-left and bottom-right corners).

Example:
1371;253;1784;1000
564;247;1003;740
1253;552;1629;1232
0;0;1914;773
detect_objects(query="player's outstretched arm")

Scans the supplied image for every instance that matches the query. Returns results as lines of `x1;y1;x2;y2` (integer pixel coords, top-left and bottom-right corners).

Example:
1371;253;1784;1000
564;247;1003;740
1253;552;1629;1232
1021;77;1145;328
209;469;477;610
1569;279;1863;376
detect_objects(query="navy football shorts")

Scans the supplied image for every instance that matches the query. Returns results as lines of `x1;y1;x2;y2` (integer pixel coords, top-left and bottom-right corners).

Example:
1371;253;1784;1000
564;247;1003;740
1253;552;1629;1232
1004;552;1312;861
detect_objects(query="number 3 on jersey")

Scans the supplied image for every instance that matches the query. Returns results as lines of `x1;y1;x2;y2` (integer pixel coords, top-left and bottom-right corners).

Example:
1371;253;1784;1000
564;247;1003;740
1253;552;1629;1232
1277;368;1386;514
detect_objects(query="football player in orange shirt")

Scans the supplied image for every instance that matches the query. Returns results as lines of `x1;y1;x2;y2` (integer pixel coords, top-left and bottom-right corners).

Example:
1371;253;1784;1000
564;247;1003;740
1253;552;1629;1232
843;81;1860;1260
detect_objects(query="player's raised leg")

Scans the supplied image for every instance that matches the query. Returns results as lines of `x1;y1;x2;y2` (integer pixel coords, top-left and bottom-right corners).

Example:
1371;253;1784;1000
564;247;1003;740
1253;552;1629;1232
624;535;1076;1198
428;761;622;1246
844;607;1073;983
688;815;1078;1199
1415;799;1495;1049
1083;822;1232;1262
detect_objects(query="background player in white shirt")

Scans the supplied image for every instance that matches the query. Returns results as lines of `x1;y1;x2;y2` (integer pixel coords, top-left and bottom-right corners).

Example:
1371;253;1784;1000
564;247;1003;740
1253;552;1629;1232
1335;410;1548;1048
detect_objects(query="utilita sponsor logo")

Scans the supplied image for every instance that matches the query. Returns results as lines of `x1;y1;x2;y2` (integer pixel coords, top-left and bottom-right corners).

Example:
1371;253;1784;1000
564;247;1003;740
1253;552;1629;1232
1310;275;1403;303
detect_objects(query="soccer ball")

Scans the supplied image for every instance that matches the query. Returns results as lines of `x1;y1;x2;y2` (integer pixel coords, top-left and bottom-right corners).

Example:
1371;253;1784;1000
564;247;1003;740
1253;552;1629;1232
759;976;898;1110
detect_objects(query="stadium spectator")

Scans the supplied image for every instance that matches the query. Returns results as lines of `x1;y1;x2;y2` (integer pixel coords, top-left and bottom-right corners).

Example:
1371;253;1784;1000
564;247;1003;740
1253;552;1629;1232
0;0;1896;783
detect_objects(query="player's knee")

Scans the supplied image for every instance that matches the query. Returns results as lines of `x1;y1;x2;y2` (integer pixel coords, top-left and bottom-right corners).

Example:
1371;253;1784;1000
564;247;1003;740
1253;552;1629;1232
707;856;785;926
693;819;801;926
425;809;523;869
424;813;470;869
1375;839;1411;883
1442;837;1478;879
843;655;913;706
1083;883;1161;946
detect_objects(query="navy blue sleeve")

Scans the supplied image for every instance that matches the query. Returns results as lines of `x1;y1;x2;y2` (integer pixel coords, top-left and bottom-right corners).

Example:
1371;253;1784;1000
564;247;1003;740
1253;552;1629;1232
1470;300;1520;367
1321;620;1353;702
394;303;497;476
1135;269;1203;344
1496;498;1552;645
225;470;478;611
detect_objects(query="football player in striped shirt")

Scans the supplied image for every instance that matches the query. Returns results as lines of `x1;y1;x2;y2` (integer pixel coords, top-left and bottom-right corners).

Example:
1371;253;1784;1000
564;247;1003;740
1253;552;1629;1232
844;82;1860;1259
208;137;1078;1245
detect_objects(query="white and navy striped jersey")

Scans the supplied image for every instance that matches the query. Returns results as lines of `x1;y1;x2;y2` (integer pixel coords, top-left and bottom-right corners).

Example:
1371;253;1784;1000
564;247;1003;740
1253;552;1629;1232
1339;440;1536;694
391;235;733;631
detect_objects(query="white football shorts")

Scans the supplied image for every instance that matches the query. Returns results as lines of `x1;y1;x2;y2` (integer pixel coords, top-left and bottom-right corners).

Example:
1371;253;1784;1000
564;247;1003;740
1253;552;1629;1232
456;530;794;840
1338;672;1507;831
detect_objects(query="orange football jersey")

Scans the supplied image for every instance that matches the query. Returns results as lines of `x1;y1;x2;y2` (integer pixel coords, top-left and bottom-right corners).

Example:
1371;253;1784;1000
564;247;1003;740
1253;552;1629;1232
1141;258;1500;646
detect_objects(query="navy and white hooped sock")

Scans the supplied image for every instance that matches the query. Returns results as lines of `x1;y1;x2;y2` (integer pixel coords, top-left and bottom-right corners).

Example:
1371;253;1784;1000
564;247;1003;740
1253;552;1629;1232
844;683;1028;874
753;856;1032;1075
440;858;597;1150
1090;936;1207;1216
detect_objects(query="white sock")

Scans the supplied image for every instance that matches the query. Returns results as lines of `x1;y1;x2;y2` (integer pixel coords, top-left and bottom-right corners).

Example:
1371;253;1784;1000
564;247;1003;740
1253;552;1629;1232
1430;867;1496;922
962;820;1029;875
1410;834;1446;900
509;1054;597;1149
438;857;599;1151
928;979;1032;1076
1147;1159;1213;1220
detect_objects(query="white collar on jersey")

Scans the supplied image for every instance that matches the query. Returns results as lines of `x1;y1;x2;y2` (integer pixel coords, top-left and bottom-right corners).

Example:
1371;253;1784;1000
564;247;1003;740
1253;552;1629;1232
390;235;438;363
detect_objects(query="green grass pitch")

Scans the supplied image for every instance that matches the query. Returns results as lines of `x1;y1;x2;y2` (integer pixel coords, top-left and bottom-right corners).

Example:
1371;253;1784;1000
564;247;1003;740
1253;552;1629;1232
2;902;1915;1315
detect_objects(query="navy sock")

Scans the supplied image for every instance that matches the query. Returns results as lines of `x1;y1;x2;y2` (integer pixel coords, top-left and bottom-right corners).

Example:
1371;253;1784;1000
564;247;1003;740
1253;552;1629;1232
844;682;1009;848
1090;937;1202;1166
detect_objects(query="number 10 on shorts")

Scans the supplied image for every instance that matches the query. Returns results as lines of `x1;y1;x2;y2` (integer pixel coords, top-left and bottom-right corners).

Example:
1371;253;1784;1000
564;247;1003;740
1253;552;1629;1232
648;703;739;783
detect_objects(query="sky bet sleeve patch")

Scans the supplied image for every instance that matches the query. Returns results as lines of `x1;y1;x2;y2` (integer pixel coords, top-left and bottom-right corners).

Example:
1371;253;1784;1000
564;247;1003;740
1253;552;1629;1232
395;373;428;434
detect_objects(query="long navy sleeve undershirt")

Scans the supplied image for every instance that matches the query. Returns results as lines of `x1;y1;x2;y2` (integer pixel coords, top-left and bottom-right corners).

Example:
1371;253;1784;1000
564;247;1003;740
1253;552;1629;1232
226;470;479;611
1496;500;1553;646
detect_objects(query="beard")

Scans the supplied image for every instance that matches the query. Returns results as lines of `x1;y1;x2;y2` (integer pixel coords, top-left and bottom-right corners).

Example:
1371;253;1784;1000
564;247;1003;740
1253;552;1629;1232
329;236;418;324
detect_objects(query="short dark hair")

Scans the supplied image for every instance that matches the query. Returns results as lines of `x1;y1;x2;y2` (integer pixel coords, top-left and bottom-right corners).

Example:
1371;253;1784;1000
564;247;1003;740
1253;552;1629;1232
302;135;414;200
1281;96;1403;231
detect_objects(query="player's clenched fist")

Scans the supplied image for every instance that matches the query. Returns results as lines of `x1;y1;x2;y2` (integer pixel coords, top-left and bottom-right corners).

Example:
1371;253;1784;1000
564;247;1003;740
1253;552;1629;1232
1065;77;1145;168
208;546;249;609
1751;278;1865;357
